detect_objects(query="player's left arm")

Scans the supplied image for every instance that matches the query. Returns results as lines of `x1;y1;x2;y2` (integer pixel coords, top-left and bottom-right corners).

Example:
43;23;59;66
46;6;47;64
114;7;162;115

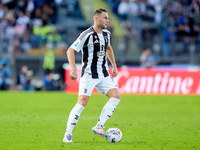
107;45;118;78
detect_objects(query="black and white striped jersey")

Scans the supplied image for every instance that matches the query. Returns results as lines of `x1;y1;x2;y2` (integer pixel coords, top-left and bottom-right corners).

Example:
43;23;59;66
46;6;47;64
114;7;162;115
70;27;111;79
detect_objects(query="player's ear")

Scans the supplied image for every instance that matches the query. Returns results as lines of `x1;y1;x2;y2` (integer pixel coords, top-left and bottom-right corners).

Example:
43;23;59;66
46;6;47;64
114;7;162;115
94;15;99;22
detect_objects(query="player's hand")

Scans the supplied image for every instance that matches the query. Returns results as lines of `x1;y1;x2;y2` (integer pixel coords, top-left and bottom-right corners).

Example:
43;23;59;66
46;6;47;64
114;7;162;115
112;67;118;78
70;69;78;81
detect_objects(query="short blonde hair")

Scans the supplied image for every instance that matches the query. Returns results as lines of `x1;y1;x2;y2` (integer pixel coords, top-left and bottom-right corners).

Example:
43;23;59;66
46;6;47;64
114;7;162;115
93;8;107;16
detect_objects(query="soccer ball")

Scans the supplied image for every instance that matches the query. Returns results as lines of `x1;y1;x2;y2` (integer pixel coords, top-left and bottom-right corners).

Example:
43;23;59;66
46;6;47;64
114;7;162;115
106;128;122;143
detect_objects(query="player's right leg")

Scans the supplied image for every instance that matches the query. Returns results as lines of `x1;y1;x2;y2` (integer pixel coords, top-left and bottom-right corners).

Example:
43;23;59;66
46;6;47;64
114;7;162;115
63;96;89;143
63;74;95;143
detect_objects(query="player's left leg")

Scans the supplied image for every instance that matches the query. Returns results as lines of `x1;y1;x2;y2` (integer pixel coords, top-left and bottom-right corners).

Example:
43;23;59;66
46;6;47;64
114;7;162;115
92;77;121;137
97;88;121;126
92;88;120;137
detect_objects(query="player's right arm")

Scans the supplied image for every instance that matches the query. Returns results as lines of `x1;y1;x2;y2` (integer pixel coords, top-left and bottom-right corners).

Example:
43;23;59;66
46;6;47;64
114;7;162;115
67;47;78;81
67;28;92;81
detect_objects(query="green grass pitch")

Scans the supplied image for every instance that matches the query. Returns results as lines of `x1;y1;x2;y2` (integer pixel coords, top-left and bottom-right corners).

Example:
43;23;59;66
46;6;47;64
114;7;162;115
0;92;199;150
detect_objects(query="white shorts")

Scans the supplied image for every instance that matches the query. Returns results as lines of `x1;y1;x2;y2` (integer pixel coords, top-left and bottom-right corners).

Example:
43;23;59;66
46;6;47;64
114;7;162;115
79;74;117;96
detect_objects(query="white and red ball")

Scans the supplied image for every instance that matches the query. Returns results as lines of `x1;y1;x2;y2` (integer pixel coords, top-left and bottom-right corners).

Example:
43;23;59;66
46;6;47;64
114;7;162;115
106;128;122;143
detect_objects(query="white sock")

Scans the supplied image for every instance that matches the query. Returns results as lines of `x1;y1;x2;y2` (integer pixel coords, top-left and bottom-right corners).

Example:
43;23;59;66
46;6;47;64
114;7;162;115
97;98;120;126
66;103;85;135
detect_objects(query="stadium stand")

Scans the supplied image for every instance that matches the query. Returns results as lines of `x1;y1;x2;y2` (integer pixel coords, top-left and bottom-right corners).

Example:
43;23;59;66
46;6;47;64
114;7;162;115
106;0;200;66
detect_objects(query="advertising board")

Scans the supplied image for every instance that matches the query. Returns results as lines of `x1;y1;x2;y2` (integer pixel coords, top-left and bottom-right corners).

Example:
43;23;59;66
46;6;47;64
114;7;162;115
65;68;200;95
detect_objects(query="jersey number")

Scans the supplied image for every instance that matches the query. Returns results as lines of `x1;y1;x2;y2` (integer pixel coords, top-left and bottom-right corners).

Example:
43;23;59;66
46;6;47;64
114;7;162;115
101;45;105;52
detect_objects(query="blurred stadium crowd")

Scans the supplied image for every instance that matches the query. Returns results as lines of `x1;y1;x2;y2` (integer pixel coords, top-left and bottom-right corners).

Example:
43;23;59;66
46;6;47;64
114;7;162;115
0;0;65;54
113;0;200;58
0;0;200;91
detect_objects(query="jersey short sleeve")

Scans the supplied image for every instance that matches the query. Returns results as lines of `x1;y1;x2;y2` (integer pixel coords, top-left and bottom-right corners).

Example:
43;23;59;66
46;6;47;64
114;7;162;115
103;29;111;46
70;28;93;52
70;37;84;52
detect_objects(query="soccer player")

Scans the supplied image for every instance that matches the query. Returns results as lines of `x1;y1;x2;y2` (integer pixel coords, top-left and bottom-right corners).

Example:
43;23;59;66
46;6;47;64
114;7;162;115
63;8;121;143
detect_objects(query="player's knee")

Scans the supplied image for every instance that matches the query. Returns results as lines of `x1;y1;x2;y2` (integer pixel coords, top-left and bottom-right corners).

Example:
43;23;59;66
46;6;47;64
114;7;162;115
78;100;87;107
78;96;89;107
113;90;121;100
110;93;121;100
107;89;121;99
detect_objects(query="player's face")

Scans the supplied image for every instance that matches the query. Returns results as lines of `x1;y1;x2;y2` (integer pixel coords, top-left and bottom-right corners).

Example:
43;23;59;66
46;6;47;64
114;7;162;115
97;12;109;29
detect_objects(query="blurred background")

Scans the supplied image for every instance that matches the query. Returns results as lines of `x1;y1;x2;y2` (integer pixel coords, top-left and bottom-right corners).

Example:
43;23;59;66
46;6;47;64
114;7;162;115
0;0;200;92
